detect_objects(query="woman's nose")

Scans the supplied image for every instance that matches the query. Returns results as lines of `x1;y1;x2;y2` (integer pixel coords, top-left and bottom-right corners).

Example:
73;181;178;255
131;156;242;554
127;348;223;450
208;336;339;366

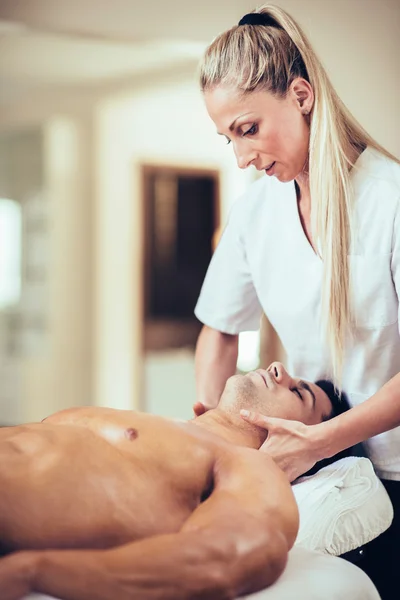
234;143;257;170
237;154;252;169
268;362;291;386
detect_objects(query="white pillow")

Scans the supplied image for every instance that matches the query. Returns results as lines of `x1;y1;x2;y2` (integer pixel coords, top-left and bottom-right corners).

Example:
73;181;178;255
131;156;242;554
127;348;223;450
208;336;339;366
292;456;393;555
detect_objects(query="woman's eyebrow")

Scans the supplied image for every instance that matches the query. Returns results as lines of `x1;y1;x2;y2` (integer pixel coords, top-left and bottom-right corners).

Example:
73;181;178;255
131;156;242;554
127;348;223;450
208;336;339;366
299;381;316;408
228;115;244;131
217;112;255;135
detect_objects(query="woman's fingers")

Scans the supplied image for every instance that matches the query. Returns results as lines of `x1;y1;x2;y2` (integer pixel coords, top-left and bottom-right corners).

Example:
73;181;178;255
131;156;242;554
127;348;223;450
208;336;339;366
193;402;207;417
240;409;274;429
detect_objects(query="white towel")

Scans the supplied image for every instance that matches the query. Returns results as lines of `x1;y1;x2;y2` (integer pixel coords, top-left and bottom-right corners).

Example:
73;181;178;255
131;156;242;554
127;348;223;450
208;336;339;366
292;456;393;555
244;546;380;600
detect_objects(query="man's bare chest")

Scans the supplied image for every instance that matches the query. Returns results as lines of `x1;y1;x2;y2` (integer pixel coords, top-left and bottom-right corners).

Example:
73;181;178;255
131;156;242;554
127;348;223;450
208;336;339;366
0;414;216;552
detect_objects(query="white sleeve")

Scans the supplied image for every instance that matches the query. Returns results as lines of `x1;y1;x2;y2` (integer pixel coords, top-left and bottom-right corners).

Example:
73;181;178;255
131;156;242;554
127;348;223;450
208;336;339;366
194;200;263;334
391;197;400;333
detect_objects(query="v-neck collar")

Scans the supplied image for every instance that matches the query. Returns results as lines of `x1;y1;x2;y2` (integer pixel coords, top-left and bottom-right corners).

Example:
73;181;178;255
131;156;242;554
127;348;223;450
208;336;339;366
287;147;370;260
289;180;321;260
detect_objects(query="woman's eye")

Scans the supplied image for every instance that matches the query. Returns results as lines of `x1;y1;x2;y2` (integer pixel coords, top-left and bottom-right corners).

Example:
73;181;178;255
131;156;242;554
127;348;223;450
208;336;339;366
243;124;258;137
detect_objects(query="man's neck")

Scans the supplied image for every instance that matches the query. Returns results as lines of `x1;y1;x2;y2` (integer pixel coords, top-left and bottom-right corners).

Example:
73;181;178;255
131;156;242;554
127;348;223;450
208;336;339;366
191;409;265;449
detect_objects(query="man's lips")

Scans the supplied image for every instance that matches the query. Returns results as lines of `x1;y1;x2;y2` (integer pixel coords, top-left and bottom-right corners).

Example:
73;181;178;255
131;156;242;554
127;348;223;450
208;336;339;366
264;161;276;172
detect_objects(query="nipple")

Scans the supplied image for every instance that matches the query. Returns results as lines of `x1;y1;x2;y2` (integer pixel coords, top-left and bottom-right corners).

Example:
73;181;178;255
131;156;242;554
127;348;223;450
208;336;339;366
125;428;139;441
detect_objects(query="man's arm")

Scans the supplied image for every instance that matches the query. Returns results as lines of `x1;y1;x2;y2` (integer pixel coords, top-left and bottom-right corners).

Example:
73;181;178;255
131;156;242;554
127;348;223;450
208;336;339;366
0;449;298;600
181;447;299;595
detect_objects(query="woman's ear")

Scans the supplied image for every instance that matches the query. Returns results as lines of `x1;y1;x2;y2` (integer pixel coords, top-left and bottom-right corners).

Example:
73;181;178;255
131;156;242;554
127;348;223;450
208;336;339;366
290;77;314;114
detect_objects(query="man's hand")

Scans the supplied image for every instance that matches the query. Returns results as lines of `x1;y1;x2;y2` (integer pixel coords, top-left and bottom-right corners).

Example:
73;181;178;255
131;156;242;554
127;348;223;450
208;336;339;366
240;411;319;481
0;552;36;600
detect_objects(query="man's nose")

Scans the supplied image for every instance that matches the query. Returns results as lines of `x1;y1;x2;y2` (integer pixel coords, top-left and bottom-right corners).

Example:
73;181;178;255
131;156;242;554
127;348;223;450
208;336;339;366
268;362;291;387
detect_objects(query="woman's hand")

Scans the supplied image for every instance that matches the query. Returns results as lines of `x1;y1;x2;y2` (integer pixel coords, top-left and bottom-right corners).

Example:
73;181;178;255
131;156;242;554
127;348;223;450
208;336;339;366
240;410;319;482
193;402;207;417
192;402;218;416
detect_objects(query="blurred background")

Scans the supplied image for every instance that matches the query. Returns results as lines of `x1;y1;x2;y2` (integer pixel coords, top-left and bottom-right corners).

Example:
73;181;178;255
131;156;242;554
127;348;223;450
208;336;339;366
0;0;398;424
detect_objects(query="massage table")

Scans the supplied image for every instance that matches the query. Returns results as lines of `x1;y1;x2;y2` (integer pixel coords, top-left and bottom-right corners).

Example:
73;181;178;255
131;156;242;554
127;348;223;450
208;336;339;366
28;552;380;600
23;457;392;600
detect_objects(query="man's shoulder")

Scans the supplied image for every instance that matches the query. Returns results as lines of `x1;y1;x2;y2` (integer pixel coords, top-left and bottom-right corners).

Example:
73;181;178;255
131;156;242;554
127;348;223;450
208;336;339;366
213;443;285;484
210;444;299;546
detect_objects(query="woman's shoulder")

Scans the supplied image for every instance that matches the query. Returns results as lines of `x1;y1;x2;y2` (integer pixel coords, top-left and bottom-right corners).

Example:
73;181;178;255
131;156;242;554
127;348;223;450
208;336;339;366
353;147;400;199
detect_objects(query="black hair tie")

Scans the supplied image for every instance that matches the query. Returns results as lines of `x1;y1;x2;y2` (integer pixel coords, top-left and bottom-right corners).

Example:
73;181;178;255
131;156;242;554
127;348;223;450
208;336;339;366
238;12;279;28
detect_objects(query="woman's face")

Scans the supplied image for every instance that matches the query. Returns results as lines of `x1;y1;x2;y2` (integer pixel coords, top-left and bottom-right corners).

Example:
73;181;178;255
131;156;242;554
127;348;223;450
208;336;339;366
204;80;312;183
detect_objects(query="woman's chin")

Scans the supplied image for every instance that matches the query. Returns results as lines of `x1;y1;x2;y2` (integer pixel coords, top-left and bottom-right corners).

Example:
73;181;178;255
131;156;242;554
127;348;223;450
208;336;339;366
275;171;293;183
278;166;306;183
265;163;303;183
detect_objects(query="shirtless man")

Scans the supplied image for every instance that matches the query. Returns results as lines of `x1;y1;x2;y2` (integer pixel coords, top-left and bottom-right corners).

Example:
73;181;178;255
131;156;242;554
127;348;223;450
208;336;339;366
0;362;336;600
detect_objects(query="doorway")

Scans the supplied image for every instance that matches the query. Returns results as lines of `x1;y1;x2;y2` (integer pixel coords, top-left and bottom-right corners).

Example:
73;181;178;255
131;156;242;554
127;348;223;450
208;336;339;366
142;165;220;351
141;165;220;417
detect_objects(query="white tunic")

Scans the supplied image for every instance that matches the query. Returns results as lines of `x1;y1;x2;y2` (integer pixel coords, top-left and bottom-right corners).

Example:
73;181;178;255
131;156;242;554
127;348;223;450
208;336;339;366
195;148;400;480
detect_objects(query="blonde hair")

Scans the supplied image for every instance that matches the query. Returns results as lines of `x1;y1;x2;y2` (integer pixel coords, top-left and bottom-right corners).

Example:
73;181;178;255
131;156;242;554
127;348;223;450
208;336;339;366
200;4;399;385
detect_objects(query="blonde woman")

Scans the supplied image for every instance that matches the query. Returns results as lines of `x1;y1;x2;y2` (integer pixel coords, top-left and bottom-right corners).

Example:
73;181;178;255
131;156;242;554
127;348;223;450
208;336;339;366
194;5;400;599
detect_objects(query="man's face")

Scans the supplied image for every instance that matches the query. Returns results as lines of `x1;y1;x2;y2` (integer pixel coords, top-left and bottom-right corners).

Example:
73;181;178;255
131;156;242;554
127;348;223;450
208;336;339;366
220;362;332;426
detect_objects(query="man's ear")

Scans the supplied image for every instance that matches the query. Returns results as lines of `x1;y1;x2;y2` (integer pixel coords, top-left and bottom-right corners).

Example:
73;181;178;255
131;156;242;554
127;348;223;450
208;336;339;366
290;77;314;114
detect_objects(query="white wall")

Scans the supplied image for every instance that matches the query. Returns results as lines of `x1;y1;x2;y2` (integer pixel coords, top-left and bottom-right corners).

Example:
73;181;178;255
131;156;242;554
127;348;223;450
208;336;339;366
94;75;253;411
93;0;399;413
0;123;93;423
22;117;93;422
282;0;399;157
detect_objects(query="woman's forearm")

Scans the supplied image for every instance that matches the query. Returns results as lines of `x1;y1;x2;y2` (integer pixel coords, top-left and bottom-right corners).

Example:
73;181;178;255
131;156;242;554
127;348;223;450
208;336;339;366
195;326;238;409
314;371;400;460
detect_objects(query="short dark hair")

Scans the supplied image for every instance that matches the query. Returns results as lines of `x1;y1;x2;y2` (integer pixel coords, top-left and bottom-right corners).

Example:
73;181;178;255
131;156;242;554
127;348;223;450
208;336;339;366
315;379;351;421
300;381;364;478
